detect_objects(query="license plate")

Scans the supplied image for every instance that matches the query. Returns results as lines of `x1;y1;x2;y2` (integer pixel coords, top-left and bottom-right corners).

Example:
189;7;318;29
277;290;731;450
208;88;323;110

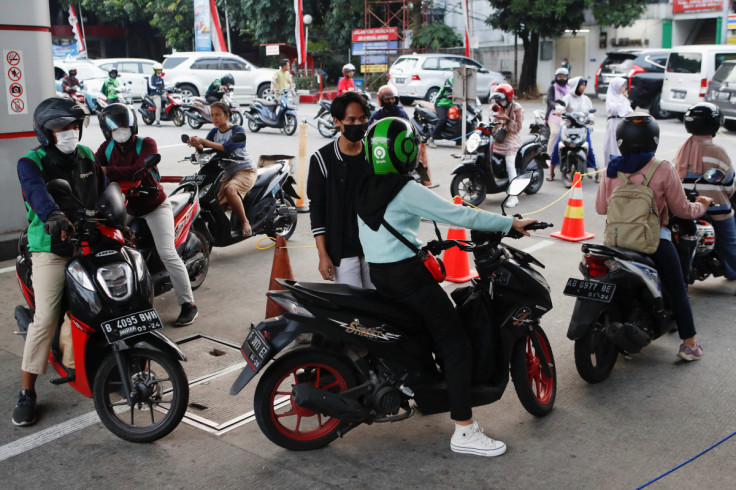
717;91;730;100
241;329;272;370
462;154;478;164
395;78;405;84
672;90;686;100
563;278;616;303
180;174;205;184
100;309;162;343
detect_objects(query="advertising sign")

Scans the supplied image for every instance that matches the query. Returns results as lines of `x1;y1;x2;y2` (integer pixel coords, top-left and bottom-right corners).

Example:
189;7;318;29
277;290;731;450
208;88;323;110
194;0;212;52
52;43;78;59
361;64;388;73
352;41;399;55
673;0;723;14
352;28;398;42
361;54;389;65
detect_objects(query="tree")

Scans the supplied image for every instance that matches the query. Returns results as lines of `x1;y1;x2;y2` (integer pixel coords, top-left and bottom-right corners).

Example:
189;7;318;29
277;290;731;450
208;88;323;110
411;23;462;50
486;0;647;96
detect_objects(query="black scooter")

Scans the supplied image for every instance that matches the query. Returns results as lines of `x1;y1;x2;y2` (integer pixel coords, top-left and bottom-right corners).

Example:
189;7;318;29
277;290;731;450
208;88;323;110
314;93;377;139
179;133;299;247
412;99;481;143
230;173;557;451
449;110;549;206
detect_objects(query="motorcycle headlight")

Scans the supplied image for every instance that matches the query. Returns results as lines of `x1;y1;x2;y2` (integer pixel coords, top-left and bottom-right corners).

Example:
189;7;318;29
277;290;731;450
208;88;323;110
68;260;95;291
124;247;147;280
466;133;481;153
96;262;134;301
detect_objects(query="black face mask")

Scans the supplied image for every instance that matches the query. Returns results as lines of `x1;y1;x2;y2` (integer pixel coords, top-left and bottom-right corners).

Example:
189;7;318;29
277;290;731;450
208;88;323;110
342;122;369;142
555;78;567;86
383;102;396;112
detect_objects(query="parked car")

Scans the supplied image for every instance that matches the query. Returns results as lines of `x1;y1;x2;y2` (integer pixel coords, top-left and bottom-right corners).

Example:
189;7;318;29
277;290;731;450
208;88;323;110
53;59;107;111
388;54;506;104
91;58;158;101
595;49;648;100
705;60;736;131
161;52;276;104
627;49;671;119
661;44;736;119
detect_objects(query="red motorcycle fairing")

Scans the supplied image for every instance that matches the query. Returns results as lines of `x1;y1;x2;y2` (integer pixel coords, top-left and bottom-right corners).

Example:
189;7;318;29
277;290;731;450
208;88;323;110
45;314;95;397
173;198;199;248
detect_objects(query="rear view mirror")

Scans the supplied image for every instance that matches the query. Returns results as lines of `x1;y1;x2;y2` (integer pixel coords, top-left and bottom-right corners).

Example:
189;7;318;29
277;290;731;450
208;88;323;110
507;172;533;196
144;154;161;169
231;132;246;143
702;168;726;184
47;179;82;209
589;108;597;113
181;134;190;143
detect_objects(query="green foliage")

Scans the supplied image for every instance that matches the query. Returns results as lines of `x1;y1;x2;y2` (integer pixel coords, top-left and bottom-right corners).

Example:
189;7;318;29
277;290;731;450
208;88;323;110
591;0;647;28
411;23;463;50
294;75;319;91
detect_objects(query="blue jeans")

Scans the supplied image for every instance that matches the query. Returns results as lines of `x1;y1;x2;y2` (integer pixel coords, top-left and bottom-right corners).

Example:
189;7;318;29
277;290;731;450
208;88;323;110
712;217;736;280
549;129;597;169
650;235;696;340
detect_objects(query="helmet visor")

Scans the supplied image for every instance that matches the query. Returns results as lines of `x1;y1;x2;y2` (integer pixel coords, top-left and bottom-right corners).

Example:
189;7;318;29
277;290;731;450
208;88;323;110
102;105;135;132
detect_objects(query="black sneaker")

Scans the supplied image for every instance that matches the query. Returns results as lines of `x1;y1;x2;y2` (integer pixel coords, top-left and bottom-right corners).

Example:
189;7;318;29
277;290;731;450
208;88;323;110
174;303;198;327
12;389;37;426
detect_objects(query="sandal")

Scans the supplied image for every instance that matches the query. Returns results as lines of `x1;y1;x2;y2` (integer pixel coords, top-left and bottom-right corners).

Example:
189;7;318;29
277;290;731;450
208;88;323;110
242;223;253;238
546;174;555;182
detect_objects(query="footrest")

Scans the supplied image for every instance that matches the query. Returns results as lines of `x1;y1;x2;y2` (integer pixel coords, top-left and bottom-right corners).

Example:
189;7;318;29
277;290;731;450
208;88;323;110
50;372;75;385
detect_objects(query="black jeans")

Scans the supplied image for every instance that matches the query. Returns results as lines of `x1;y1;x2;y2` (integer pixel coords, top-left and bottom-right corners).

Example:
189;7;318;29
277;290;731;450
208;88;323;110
650;237;696;340
431;106;449;140
370;257;473;421
205;95;220;104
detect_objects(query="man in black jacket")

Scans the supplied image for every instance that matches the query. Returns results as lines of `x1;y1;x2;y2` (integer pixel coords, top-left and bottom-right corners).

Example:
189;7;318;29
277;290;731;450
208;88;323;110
307;92;374;288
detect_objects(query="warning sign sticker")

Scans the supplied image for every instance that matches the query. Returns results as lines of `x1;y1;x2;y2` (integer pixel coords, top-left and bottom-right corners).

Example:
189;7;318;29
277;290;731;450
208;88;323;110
3;49;27;115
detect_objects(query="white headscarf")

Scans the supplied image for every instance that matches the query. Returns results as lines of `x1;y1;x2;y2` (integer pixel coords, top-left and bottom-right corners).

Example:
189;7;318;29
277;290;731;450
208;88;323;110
562;76;592;114
606;77;631;118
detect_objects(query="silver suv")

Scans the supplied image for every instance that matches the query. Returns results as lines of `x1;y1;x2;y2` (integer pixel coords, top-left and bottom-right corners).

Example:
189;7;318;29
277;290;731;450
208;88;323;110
388;54;506;104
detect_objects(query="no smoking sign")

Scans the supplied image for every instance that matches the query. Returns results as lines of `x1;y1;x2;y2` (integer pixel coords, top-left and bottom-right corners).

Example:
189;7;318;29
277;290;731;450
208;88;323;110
3;49;27;115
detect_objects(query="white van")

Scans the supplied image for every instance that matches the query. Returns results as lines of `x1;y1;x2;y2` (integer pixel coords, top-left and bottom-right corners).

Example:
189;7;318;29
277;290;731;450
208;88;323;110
661;45;736;117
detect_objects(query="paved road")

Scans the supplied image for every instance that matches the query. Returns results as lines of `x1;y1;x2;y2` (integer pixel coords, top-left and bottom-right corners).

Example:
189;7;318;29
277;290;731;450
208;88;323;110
0;100;734;488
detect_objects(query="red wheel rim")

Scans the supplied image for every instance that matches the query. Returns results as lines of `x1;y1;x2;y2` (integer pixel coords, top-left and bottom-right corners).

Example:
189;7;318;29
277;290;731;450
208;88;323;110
525;333;554;405
269;362;349;441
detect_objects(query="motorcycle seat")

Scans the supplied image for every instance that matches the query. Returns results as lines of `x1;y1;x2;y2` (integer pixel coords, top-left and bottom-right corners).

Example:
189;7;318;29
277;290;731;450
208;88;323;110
415;100;436;113
583;243;656;267
255;163;283;187
169;193;191;218
254;98;278;107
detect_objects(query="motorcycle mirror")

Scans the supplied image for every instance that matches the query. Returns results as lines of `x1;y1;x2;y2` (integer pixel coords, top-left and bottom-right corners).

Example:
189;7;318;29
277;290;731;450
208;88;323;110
702;168;726;184
507;172;533;197
589;108;597;113
144;154;161;169
96;182;127;227
231;132;246;143
46;179;82;209
181;134;190;143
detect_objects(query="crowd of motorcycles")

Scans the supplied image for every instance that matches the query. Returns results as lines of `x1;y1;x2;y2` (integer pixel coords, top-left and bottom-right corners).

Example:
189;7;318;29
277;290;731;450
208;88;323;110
27;86;734;451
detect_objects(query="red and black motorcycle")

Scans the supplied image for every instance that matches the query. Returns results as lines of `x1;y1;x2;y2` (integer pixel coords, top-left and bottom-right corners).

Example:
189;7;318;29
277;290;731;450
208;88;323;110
138;87;185;126
14;181;189;442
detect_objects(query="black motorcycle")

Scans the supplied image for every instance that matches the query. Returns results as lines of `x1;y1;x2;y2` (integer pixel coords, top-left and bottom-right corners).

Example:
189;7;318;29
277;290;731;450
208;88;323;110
246;89;298;135
557;107;596;188
450;110;549;206
314;93;377;139
230;174;557;451
138;87;185;126
412;99;481;143
179;133;299;248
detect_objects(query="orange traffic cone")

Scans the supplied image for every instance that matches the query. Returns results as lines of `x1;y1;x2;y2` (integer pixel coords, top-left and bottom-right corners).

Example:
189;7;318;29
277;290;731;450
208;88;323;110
265;236;294;319
442;196;479;283
551;172;595;242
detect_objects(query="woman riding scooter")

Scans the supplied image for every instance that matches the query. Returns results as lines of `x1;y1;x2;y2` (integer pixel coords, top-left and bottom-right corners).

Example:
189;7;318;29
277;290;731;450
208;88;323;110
490;83;524;208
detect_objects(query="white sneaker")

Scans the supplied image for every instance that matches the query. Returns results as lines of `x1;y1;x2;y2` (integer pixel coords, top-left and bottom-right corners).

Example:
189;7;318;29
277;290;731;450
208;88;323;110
506;196;519;208
450;422;507;457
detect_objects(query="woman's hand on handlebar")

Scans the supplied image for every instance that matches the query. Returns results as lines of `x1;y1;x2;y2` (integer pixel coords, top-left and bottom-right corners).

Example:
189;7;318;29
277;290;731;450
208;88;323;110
695;195;714;207
511;217;537;237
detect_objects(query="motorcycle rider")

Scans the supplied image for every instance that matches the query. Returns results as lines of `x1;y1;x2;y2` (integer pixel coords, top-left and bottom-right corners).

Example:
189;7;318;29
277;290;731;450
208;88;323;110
187;101;255;238
673;102;736;280
337;63;356;95
354;116;536;457
148;63;166;127
95;104;199;326
549;76;597;179
596;114;712;361
271;59;294;95
307;91;374;287
545;68;569;179
368;84;409;124
490;83;524;208
427;76;454;148
101;68;123;105
61;68;81;96
206;73;235;104
13;97;107;426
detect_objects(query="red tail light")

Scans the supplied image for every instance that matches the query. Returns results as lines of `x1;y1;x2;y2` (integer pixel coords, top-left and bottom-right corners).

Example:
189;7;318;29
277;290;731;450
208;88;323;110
387;74;391;80
627;64;646;91
584;255;610;277
411;74;420;81
700;78;708;97
595;65;602;91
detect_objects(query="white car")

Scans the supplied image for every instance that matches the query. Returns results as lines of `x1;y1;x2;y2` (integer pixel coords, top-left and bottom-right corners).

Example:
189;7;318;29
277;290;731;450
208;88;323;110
161;52;277;104
53;59;107;110
91;58;158;101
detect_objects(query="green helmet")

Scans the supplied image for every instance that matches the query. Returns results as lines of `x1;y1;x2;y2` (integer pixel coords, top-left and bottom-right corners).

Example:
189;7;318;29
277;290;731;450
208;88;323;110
365;117;418;175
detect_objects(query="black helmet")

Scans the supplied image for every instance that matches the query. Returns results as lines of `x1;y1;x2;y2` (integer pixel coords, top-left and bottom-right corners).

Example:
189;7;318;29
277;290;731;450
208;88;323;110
33;97;90;147
221;73;234;86
109;69;118;78
684;102;723;136
616;113;660;155
365;117;418;175
99;103;138;141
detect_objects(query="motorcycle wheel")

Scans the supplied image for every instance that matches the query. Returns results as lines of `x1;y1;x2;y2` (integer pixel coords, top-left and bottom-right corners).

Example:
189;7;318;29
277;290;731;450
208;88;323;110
450;171;486;207
247;117;261;133
511;327;556;417
574;309;619;383
93;348;189;443
273;195;298;240
141;113;154;126
577;159;588;181
317;113;338;138
187;111;203;130
254;348;358;451
522;158;545;195
283;115;297;136
187;230;210;290
172;107;184;127
229;111;243;126
561;157;574;188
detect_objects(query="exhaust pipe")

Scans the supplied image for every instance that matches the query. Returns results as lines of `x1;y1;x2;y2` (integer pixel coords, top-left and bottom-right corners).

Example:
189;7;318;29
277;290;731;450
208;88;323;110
605;322;651;354
292;384;369;423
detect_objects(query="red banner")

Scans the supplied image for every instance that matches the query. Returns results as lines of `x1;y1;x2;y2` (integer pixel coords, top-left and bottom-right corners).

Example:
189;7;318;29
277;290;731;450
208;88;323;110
352;28;398;42
673;0;723;14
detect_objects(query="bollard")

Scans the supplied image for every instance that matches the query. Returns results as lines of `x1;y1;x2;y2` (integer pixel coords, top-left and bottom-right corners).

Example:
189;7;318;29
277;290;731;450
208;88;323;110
295;121;310;213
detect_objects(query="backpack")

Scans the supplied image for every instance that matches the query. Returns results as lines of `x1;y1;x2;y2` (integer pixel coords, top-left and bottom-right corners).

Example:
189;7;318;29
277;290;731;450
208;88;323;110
603;159;662;254
104;137;160;181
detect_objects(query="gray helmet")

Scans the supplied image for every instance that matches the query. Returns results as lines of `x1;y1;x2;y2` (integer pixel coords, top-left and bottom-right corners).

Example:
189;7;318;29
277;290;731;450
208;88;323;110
33;97;90;147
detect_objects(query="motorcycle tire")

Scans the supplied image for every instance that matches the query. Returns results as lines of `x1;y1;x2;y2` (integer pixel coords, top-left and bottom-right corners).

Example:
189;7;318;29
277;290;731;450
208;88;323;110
450;171;486;207
561;158;574;188
247;117;261;133
141;113;154;126
577;159;588;181
522;157;545;195
283;114;297;136
574;308;619;383
317;113;338;138
510;326;556;417
229;111;243;126
254;347;358;451
187;111;203;130
272;194;298;240
187;229;210;290
93;348;189;443
172;107;185;127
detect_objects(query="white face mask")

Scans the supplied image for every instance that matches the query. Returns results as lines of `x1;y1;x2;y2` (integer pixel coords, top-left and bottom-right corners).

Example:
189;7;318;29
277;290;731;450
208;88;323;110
112;127;132;144
54;129;79;154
